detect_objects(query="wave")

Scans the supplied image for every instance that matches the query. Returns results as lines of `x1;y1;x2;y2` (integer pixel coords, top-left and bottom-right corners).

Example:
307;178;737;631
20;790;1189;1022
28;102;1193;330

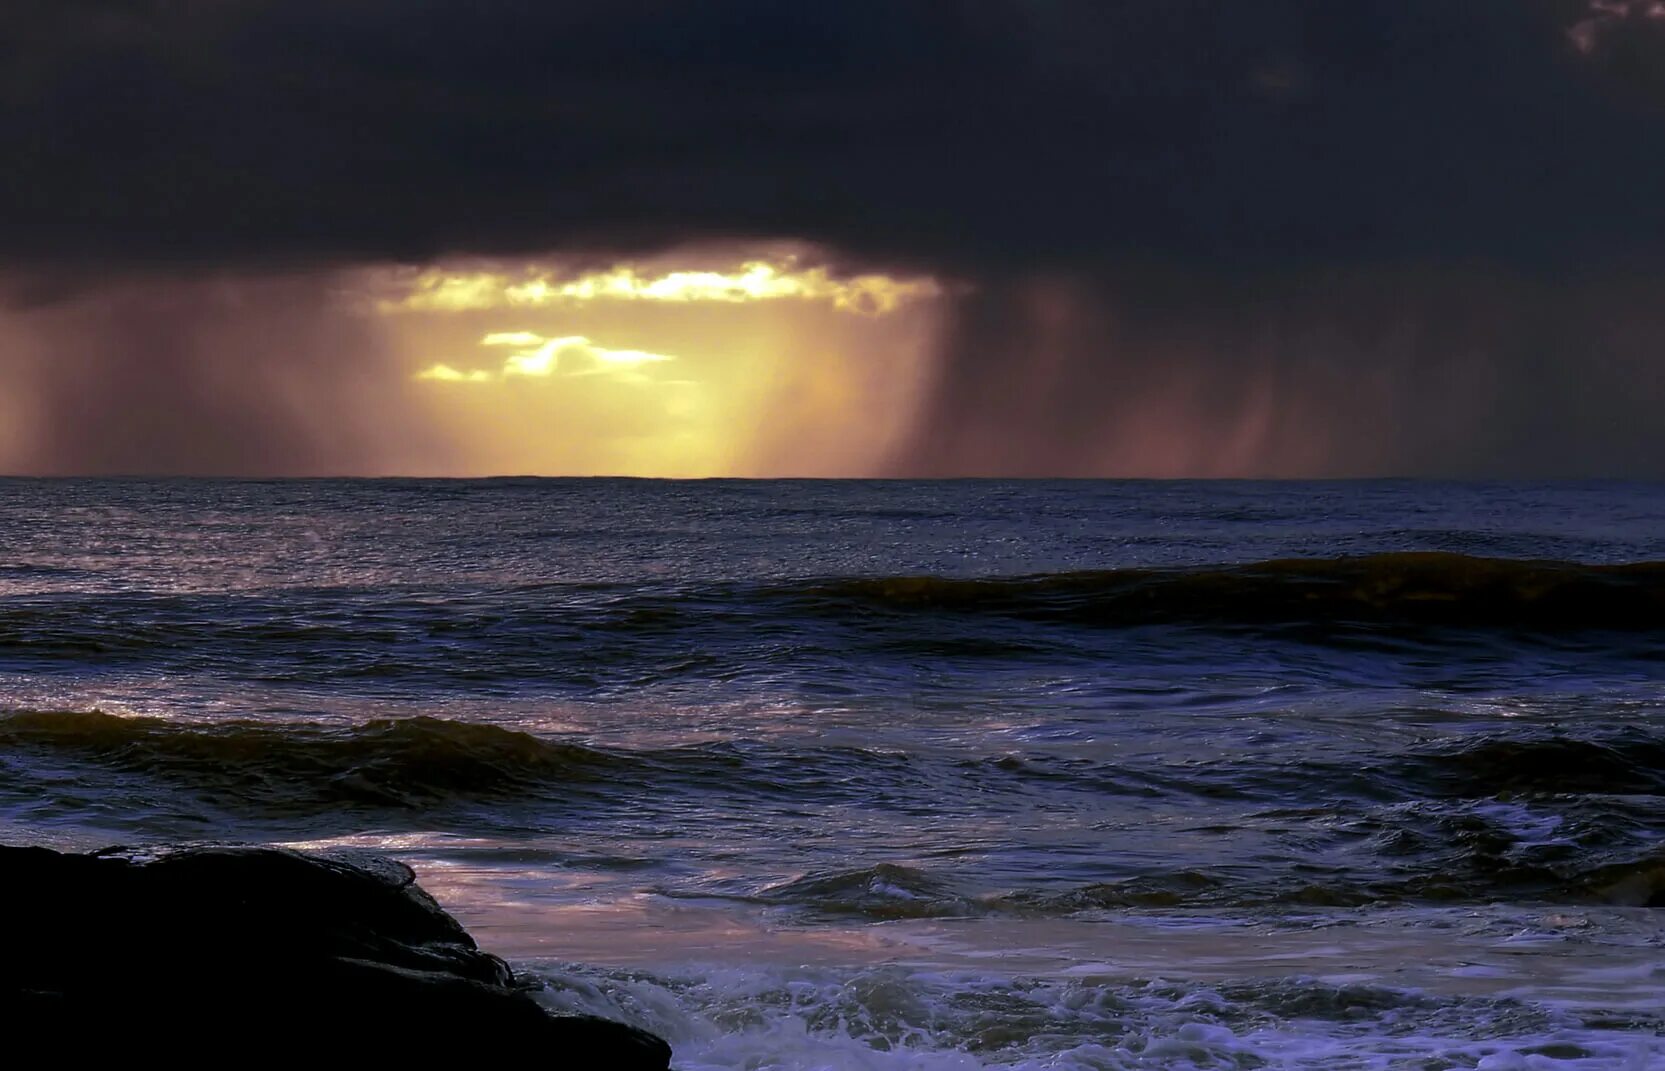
754;863;984;920
967;728;1665;805
0;711;938;821
6;711;1662;815
537;960;1665;1071
6;555;1662;678
996;852;1665;913
794;552;1665;631
734;849;1665;921
0;710;639;811
4;711;1661;911
1389;731;1665;797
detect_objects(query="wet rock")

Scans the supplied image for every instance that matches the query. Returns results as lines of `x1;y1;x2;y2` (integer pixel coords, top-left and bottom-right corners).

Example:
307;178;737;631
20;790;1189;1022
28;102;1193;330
0;843;672;1065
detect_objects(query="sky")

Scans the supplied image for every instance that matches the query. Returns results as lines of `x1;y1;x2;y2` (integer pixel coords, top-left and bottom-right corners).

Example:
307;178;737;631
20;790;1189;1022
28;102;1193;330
3;0;1665;477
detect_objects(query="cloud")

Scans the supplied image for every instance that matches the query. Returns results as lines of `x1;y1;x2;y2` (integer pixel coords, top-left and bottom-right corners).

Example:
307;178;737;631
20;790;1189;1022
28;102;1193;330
376;257;941;316
1569;0;1665;53
6;2;1664;276
8;2;1665;476
412;363;494;383
415;332;678;384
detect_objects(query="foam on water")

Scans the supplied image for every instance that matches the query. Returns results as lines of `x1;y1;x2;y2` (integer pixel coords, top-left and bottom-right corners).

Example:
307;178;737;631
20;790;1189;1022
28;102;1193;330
527;962;1665;1070
424;885;1665;1071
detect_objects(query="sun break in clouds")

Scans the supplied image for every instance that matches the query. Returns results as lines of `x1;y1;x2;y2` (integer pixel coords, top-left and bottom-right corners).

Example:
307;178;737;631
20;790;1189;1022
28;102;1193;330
379;247;947;477
417;333;678;384
377;255;943;318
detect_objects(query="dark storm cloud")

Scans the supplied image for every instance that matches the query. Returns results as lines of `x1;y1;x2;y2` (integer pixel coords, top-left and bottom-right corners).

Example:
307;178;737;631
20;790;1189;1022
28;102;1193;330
4;0;1663;273
5;0;1665;476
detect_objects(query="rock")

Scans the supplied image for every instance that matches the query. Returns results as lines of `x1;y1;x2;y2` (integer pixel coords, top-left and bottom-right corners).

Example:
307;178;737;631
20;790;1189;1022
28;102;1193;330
0;843;672;1065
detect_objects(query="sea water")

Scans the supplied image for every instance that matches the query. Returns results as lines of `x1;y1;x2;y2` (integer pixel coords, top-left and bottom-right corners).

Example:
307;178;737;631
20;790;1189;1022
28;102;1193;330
2;478;1662;1068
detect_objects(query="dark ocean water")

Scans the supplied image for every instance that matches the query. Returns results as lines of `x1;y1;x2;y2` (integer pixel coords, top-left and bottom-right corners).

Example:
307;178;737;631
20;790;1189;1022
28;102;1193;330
2;479;1662;1069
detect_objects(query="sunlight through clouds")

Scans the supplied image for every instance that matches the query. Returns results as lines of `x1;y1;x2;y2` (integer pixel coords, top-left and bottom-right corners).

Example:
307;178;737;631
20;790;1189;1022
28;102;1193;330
415;333;678;384
367;243;948;477
413;364;495;383
378;256;941;316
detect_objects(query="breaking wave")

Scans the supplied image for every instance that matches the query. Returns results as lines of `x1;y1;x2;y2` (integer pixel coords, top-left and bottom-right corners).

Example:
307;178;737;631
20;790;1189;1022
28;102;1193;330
3;711;1661;911
5;555;1663;685
0;710;637;810
532;962;1665;1070
798;552;1665;631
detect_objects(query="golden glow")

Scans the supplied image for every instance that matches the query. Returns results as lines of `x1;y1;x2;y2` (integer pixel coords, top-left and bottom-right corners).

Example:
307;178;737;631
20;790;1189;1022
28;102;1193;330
414;363;495;383
416;332;679;383
352;243;950;477
0;249;948;478
378;256;941;316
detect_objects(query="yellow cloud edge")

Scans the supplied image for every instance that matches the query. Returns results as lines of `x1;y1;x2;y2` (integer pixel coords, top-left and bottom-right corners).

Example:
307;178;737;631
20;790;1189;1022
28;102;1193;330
415;333;678;384
382;258;940;316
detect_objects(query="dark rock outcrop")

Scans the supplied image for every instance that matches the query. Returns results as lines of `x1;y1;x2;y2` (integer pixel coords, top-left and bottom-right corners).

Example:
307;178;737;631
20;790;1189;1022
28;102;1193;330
0;843;672;1065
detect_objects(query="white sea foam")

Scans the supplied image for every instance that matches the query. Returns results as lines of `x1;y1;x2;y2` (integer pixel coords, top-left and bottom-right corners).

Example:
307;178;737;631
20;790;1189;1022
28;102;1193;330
528;962;1665;1071
1469;800;1570;850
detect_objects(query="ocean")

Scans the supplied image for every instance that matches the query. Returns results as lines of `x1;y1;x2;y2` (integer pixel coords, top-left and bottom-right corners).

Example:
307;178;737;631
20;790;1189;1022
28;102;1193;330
1;478;1662;1069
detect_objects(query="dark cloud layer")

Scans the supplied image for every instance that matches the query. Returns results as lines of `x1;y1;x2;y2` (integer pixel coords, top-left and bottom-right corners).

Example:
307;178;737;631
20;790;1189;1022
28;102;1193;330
4;0;1662;273
4;1;1665;475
